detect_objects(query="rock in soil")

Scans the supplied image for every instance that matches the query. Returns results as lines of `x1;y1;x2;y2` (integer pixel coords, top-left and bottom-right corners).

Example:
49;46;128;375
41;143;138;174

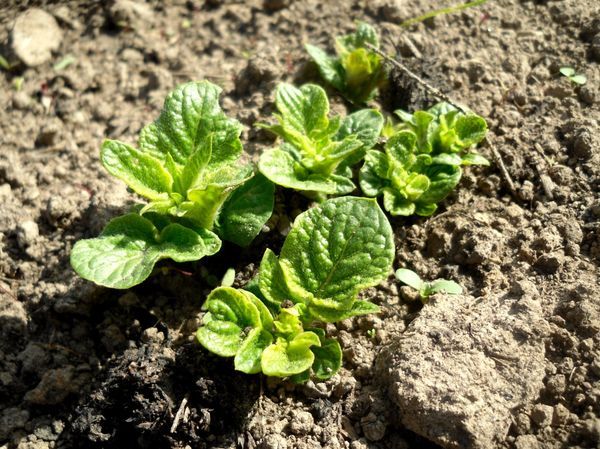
10;9;63;67
376;293;549;449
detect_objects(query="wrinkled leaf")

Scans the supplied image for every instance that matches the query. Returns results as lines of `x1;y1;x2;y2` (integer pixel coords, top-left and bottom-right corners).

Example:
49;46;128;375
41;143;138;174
101;140;173;201
216;173;275;247
259;148;354;194
71;213;220;289
234;328;273;374
196;287;263;357
311;337;342;380
279;197;394;309
138;81;242;168
261;332;320;377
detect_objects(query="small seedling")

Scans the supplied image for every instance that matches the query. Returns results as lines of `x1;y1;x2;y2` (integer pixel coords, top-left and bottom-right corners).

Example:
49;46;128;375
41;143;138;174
366;328;376;339
197;197;395;381
258;83;383;199
71;81;275;289
306;22;386;105
221;268;236;287
396;268;462;301
53;55;76;72
559;67;587;85
360;102;488;216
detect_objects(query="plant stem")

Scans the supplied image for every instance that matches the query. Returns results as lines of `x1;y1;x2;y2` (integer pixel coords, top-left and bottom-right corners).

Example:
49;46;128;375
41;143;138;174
400;0;490;28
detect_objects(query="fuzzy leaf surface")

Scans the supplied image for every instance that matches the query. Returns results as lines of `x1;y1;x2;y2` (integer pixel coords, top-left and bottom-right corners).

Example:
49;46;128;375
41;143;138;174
279;197;394;310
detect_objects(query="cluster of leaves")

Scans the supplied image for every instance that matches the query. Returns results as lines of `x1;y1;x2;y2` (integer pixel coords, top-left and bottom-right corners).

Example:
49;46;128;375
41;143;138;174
197;197;395;380
71;81;274;289
306;22;386;105
396;268;462;302
70;21;490;382
359;103;489;216
559;67;587;85
258;83;383;199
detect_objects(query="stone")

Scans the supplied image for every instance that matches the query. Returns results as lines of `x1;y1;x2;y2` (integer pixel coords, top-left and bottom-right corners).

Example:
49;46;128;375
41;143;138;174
288;410;314;435
530;404;553;427
11;9;63;67
16;220;39;248
376;293;548;449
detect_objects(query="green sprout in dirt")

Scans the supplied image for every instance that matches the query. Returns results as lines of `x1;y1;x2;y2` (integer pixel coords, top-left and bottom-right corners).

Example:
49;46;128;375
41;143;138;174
360;102;489;216
71;81;274;289
258;83;383;199
396;268;462;302
306;22;386;105
559;67;587;85
197;197;395;381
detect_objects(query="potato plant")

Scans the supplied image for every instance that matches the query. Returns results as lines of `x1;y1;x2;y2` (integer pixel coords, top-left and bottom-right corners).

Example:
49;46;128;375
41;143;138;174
197;197;394;380
360;103;489;216
306;22;386;104
70;22;491;382
258;83;383;198
71;81;274;289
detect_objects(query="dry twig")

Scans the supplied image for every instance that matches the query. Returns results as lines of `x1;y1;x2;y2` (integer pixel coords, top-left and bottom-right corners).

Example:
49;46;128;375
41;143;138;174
366;43;519;196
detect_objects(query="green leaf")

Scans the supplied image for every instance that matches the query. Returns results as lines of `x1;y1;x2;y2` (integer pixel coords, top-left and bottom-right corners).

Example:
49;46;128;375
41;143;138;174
311;337;342;380
461;152;490;166
570;74;586;85
257;248;292;312
273;306;305;338
305;44;345;91
335;109;384;165
414;202;438;216
308;299;380;322
179;135;213;191
386;131;417;163
431;153;463;166
184;164;254;229
455;115;487;147
259;148;354;194
101;140;173;201
412;111;435;153
359;150;389;197
426;279;463;296
138;81;242;168
234;328;273;374
559;67;575;77
261;332;320;377
382;188;416;216
395;268;423;290
71;214;220;289
216;173;275;247
241;289;274;329
220;268;236;287
279;197;394;309
404;174;430;200
417;165;462;204
196;287;263;357
276;83;329;137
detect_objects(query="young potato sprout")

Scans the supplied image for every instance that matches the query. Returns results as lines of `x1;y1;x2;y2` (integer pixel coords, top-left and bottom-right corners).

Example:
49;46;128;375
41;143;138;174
396;268;462;302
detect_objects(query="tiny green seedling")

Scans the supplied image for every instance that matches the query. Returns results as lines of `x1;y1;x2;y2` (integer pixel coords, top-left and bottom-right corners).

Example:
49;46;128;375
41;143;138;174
197;197;395;381
360;102;488;216
559;67;587;85
71;81;275;289
396;268;462;301
306;22;386;105
258;82;383;199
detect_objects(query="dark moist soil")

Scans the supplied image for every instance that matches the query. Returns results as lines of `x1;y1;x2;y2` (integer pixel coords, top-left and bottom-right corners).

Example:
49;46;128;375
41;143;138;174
0;1;599;449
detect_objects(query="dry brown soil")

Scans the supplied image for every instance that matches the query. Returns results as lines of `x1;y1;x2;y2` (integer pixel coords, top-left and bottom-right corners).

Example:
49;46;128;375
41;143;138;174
0;1;599;449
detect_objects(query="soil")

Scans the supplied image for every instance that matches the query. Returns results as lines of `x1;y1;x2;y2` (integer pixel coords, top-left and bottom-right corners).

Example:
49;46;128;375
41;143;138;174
0;1;599;449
